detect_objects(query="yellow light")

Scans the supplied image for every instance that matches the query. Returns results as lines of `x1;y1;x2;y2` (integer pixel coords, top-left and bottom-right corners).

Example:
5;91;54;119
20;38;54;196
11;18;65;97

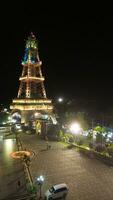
10;105;53;111
19;76;45;81
12;99;52;103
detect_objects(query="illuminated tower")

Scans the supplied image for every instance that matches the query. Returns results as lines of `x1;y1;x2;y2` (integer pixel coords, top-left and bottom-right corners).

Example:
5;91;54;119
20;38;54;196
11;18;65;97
10;33;55;127
18;33;46;99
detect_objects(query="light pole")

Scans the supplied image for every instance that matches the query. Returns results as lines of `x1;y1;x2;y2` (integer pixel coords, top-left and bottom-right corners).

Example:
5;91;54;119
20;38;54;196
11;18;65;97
37;175;44;199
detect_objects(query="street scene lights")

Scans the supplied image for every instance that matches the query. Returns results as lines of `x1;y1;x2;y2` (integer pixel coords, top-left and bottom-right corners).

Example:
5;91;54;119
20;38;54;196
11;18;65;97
37;175;44;199
69;122;81;134
58;97;63;103
69;122;83;144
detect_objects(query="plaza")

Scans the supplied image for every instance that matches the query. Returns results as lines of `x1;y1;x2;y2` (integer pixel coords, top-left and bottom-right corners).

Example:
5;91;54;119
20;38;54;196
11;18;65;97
20;134;113;200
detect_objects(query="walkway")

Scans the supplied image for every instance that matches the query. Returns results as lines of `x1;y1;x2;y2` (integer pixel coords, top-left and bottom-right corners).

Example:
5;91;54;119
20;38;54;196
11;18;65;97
20;134;113;200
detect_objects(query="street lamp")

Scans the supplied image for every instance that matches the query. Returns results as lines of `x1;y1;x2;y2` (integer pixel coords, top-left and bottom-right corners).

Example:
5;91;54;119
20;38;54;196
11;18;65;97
34;112;40;118
69;122;81;134
58;97;63;103
37;175;44;199
69;122;82;144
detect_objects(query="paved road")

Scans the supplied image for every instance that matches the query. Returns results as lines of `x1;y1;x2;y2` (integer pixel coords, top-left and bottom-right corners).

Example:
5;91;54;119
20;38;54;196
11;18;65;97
21;134;113;200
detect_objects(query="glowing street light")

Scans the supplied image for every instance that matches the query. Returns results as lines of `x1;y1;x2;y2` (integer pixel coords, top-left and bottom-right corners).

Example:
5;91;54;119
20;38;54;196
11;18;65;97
37;175;44;182
70;122;81;134
37;175;44;199
34;112;39;117
8;116;12;121
4;108;7;112
58;97;63;102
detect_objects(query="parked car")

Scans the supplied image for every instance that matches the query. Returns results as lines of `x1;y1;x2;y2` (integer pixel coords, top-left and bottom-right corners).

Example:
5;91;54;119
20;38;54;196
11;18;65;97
45;183;68;200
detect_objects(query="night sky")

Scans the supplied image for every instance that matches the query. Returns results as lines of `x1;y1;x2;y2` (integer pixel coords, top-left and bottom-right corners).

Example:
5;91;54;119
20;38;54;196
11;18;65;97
0;4;113;116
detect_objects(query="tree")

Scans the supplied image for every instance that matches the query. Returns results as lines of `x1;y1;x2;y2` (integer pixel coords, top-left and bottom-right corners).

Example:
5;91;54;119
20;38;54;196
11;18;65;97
64;111;76;125
76;112;89;130
94;125;107;144
0;111;10;125
63;111;89;130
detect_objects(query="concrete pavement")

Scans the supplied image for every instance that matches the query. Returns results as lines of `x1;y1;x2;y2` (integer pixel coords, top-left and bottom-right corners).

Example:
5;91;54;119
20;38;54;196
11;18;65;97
20;134;113;200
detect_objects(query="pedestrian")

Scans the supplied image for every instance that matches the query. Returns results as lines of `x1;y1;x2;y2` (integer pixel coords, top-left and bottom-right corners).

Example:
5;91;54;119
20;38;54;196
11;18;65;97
45;136;48;141
48;144;51;149
45;136;51;150
17;180;21;187
46;140;49;150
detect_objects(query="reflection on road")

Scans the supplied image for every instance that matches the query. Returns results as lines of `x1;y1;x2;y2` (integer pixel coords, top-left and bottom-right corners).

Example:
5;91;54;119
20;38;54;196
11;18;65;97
0;137;16;165
0;134;27;199
3;139;16;164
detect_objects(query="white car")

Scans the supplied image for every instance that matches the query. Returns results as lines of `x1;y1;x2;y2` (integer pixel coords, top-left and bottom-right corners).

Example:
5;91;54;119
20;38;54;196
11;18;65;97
45;183;68;200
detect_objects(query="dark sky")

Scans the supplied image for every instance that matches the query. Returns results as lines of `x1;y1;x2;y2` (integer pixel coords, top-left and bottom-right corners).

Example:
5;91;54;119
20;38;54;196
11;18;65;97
0;3;113;114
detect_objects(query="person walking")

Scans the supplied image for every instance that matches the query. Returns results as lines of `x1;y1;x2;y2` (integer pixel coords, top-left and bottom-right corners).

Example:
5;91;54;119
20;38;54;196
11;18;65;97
45;136;51;150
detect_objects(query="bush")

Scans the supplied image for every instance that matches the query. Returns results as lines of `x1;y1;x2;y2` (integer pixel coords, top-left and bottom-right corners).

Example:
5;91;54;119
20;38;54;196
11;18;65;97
77;139;84;145
58;130;64;139
27;184;37;194
95;143;106;152
68;136;74;143
67;144;74;149
89;142;94;149
107;146;113;157
62;136;67;142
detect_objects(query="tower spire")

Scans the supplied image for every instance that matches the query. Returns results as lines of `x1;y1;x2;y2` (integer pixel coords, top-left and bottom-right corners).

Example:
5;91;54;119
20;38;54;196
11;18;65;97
17;34;46;99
